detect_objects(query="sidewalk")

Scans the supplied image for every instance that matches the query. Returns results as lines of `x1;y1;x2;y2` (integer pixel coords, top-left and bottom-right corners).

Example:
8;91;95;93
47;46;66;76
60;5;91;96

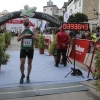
4;37;100;100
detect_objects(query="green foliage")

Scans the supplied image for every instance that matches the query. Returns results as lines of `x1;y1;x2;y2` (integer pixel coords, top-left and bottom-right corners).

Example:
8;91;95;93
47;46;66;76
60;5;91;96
48;15;63;27
1;54;10;65
4;32;11;44
68;15;75;22
37;35;45;49
68;12;88;22
49;34;57;56
0;34;10;65
93;48;100;91
57;16;63;22
54;15;63;22
0;35;6;59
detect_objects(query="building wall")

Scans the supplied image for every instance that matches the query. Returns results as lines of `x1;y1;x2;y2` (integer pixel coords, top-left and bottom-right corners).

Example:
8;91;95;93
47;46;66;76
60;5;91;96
67;0;99;31
82;0;99;31
82;0;99;20
64;2;68;11
43;7;53;15
53;7;58;15
47;0;53;6
43;6;64;16
56;9;63;16
53;6;63;16
67;0;74;15
67;0;82;15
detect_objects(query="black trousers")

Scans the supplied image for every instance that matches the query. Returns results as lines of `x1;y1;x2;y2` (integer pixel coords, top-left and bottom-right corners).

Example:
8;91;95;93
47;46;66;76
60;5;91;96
56;49;67;66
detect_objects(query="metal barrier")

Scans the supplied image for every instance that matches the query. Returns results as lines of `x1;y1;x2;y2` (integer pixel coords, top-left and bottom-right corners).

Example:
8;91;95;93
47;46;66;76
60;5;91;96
68;39;95;78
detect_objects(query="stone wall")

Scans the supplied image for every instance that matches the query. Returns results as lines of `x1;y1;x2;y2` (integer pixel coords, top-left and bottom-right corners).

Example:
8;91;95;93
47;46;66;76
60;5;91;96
83;0;99;20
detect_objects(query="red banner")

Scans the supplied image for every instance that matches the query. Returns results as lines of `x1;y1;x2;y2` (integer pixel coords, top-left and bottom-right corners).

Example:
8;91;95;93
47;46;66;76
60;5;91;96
69;39;90;63
6;19;34;26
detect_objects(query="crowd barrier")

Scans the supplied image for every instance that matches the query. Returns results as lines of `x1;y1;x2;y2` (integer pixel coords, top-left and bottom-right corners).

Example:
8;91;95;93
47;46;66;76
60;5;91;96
68;39;100;78
44;36;97;78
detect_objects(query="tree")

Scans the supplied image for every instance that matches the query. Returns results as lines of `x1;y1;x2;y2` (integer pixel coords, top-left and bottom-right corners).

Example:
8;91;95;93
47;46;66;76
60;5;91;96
93;48;100;91
57;16;63;22
68;12;88;22
46;15;63;27
48;15;63;27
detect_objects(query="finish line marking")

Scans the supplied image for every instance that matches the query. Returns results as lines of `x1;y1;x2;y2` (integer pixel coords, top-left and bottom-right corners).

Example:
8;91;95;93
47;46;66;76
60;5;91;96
0;85;84;95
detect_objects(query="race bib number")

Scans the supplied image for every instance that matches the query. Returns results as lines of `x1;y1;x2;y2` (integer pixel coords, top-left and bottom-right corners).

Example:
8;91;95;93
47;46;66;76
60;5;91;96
23;39;32;47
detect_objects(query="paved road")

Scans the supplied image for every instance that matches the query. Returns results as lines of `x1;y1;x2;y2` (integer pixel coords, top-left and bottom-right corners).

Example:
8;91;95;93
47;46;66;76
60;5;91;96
5;37;100;100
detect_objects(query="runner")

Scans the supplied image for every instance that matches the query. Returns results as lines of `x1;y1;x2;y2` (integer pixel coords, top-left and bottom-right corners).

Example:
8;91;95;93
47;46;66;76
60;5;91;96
17;17;37;84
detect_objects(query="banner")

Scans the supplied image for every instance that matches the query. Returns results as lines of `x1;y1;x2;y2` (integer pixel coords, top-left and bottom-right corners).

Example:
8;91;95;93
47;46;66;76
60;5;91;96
6;18;35;31
64;11;69;22
6;19;34;26
69;39;90;63
40;20;47;33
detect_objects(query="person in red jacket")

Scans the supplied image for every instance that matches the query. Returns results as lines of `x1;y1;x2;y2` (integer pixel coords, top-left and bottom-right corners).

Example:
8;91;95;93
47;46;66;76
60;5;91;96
55;27;69;67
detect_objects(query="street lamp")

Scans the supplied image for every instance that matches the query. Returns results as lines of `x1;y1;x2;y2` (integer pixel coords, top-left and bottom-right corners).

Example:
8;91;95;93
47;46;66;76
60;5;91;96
62;6;66;22
93;9;100;31
93;9;100;15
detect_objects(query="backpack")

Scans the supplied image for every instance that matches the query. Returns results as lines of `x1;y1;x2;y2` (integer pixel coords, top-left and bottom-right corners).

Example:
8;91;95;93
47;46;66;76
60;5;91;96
71;68;83;76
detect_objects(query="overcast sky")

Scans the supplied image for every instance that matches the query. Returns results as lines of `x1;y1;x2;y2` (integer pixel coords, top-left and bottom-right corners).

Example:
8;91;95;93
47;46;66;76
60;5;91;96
0;0;68;12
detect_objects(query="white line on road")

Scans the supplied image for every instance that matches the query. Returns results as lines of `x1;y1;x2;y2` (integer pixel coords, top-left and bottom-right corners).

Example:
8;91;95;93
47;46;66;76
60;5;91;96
0;85;84;95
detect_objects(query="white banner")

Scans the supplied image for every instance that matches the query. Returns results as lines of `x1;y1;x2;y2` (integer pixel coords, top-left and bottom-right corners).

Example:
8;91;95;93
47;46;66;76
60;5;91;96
40;20;47;33
6;24;23;32
64;11;70;22
6;18;36;32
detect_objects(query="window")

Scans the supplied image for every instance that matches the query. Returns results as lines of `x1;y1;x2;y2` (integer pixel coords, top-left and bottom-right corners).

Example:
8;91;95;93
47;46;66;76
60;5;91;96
79;0;81;7
75;5;76;9
70;9;72;14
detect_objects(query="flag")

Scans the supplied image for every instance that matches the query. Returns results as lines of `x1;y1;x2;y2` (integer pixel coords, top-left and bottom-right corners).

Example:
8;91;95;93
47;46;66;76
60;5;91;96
64;11;70;22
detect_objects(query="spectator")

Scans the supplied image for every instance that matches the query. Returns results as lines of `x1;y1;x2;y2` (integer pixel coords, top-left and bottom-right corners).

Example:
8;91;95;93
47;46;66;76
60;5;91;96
81;31;86;39
55;26;69;67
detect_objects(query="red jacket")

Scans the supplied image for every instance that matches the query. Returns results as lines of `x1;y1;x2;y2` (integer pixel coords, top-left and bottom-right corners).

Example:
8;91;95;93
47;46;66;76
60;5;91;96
56;30;69;49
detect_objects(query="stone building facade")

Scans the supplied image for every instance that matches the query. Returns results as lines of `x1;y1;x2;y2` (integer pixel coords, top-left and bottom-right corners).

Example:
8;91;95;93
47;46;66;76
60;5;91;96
67;0;100;31
43;0;64;16
82;0;99;31
83;0;99;20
